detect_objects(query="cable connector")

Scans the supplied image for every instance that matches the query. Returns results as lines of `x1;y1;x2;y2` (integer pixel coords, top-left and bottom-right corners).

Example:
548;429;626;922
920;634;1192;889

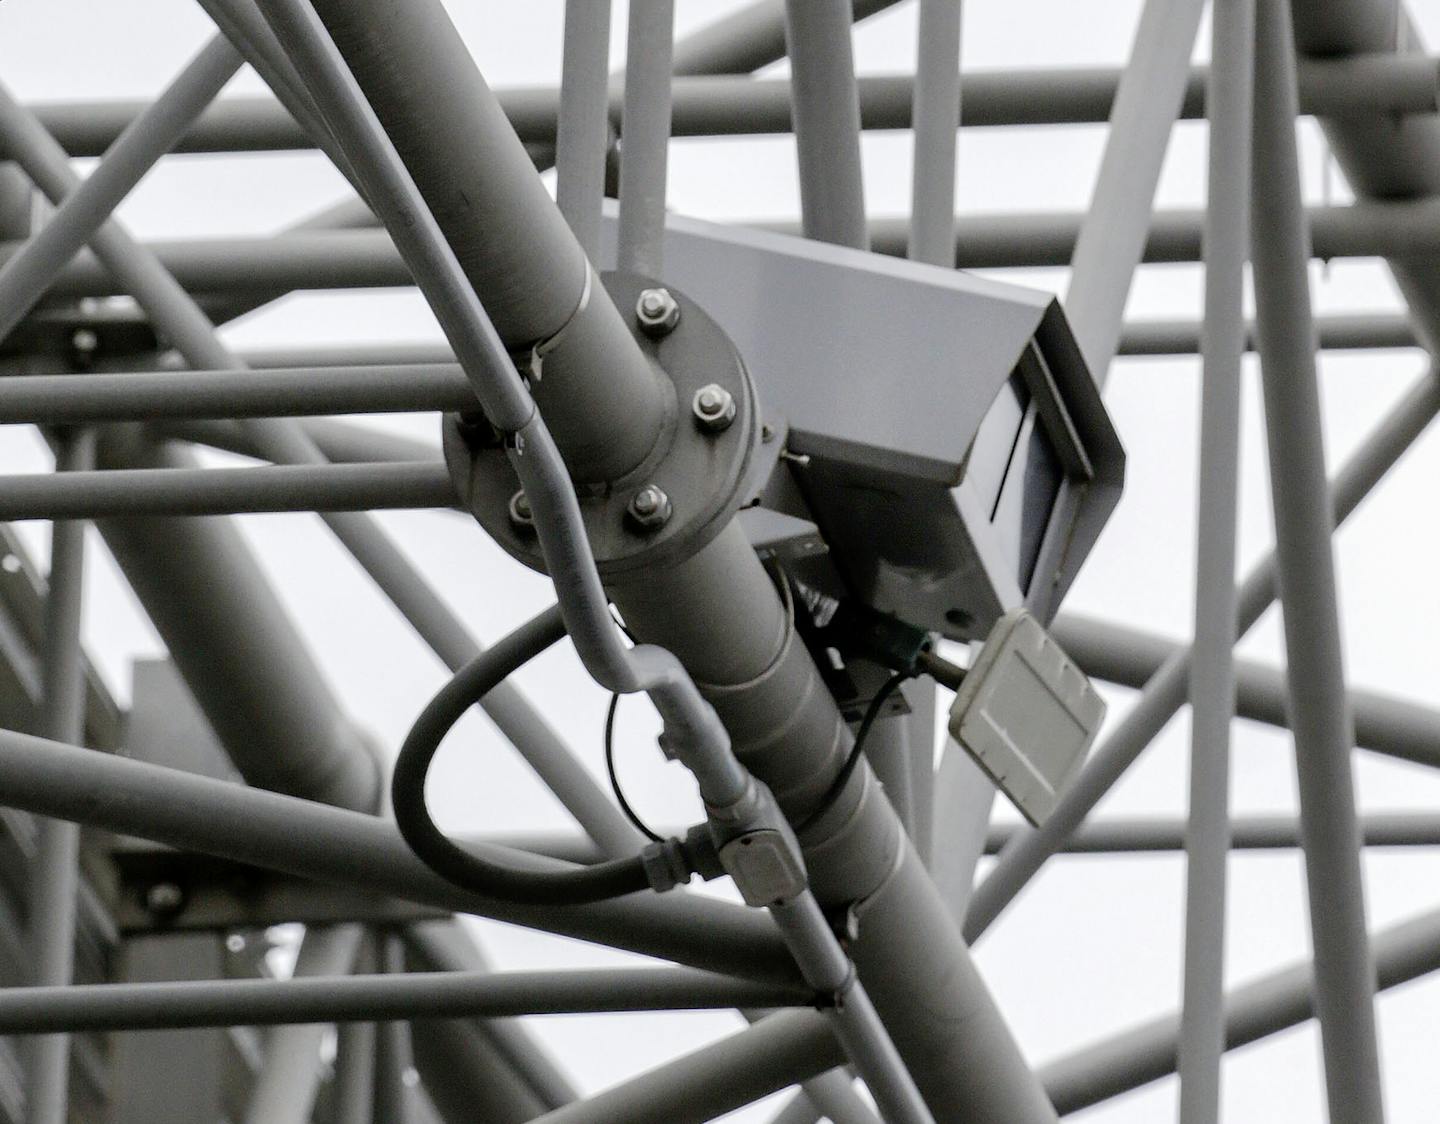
705;777;809;908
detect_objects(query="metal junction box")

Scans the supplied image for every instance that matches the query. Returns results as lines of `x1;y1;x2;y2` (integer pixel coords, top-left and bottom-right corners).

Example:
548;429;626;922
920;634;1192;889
602;210;1125;642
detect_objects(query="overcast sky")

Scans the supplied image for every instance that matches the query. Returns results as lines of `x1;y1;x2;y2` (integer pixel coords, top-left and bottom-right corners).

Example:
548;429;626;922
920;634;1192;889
1;1;1439;1121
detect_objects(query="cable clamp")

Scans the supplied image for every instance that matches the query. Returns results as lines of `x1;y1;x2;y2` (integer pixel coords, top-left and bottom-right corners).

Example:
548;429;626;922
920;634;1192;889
514;265;593;386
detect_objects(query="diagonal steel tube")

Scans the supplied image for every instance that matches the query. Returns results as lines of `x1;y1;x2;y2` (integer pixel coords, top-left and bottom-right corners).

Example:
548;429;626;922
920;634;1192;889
0;34;240;342
1177;1;1252;1117
964;370;1440;941
1053;614;1440;772
0;725;798;982
1249;3;1383;1113
23;428;94;1124
1041;901;1440;1115
1063;0;1205;382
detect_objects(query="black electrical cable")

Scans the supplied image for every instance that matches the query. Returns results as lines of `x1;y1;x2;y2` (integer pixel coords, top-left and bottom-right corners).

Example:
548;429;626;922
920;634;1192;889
391;604;652;905
603;693;665;844
795;670;914;834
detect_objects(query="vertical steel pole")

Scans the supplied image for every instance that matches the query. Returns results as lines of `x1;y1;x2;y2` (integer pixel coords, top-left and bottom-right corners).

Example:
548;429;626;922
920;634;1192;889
782;0;869;248
242;924;364;1124
1249;2;1384;1118
23;428;94;1124
555;0;613;262
1177;2;1252;1118
907;0;961;266
616;0;676;276
374;933;414;1124
1063;0;1206;383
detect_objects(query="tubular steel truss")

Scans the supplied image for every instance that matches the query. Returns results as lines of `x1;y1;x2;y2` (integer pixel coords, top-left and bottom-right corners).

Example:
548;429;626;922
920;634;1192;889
0;1;1434;1122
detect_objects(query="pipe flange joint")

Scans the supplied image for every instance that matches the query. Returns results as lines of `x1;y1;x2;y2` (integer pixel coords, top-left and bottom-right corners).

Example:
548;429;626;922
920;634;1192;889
444;272;759;580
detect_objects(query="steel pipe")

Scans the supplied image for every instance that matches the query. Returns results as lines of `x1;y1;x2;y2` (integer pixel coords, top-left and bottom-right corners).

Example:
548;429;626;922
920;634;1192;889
0;34;240;343
907;0;963;266
1064;0;1205;381
555;0;613;261
0;725;799;983
1042;902;1440;1115
31;199;1440;301
782;0;868;248
244;924;364;1124
27;54;1439;156
282;0;1050;1114
1053;614;1440;772
0;364;475;423
0;461;458;520
615;0;676;276
531;1011;844;1124
1250;4;1384;1115
0;967;809;1034
1117;313;1420;355
1178;2;1252;1116
23;429;93;1124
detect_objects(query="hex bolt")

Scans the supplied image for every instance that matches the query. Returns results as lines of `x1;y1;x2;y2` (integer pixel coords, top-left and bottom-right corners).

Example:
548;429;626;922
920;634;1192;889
692;383;737;432
508;489;534;529
144;881;185;917
627;484;672;530
635;287;680;337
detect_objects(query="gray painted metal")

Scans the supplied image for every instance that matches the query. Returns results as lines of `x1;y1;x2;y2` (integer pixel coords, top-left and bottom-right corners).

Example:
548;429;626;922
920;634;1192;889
0;461;457;520
1249;3;1383;1115
0;967;810;1034
1053;614;1440;772
0;724;798;980
1042;902;1440;1115
964;371;1440;942
32;54;1440;156
23;429;93;1124
555;0;613;262
243;924;364;1124
273;0;1044;1115
0;34;239;343
1177;1;1251;1117
783;0;868;248
0;364;476;422
616;0;676;276
33;198;1440;299
1063;0;1205;382
907;0;962;266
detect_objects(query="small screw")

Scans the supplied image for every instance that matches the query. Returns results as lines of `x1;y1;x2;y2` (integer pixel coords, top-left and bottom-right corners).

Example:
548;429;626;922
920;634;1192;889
144;882;185;917
508;490;534;529
691;383;737;432
635;288;680;337
70;328;99;357
627;484;672;530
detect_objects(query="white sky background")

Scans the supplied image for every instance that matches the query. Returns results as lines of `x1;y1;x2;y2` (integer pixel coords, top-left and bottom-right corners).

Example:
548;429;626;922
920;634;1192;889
1;1;1440;1120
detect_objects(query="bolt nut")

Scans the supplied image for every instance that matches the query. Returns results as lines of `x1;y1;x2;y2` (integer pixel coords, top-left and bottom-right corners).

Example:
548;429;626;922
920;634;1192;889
508;489;534;529
635;288;680;337
144;882;185;917
691;383;737;432
70;328;99;356
627;484;672;530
